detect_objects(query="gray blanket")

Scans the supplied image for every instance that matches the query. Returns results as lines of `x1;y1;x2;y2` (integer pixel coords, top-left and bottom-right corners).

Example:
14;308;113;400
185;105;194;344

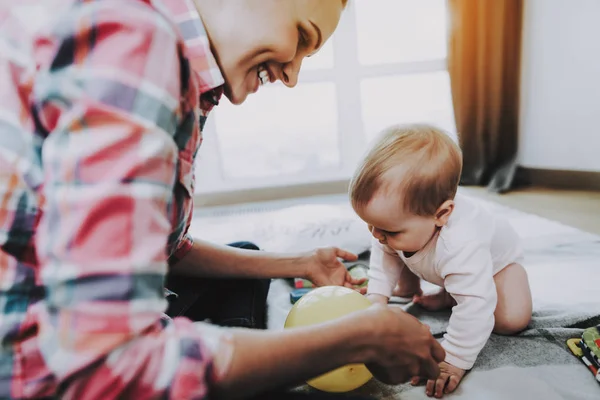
267;197;600;399
353;308;600;399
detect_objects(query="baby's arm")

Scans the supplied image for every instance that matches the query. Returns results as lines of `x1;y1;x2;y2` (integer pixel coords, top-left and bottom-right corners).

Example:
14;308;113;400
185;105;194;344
440;243;496;370
366;238;404;304
426;242;497;397
366;293;389;305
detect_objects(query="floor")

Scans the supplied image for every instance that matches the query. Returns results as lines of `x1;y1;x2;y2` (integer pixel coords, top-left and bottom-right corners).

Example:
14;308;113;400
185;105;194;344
463;186;600;235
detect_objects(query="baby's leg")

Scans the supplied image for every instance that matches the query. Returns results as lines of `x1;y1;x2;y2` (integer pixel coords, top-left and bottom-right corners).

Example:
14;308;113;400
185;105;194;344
493;263;532;335
392;266;422;298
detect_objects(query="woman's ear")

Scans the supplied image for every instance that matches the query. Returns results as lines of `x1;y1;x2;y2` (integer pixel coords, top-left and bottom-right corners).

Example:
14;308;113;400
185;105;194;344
434;200;454;227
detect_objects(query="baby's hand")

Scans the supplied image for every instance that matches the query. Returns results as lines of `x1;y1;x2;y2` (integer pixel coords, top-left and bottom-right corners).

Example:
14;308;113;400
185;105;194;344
412;361;466;398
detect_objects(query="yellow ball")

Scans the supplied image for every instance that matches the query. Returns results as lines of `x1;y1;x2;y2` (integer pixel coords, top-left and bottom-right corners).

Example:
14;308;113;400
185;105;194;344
284;286;373;393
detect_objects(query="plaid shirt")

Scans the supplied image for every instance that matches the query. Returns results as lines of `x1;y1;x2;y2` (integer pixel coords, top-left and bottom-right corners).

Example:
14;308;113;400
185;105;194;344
0;0;232;398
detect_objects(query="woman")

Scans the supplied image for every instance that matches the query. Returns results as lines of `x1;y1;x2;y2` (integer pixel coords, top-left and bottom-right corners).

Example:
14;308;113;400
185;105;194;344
0;0;445;398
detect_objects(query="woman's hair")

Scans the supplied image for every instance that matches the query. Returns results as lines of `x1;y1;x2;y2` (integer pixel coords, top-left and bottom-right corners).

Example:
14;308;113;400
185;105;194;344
349;124;463;216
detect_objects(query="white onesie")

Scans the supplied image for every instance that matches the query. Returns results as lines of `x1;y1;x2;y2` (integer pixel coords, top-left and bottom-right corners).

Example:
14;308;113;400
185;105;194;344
367;193;523;370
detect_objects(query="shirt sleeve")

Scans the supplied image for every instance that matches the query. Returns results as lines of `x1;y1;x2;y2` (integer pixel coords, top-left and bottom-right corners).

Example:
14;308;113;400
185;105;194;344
436;241;497;370
169;233;195;266
367;238;405;298
32;2;232;397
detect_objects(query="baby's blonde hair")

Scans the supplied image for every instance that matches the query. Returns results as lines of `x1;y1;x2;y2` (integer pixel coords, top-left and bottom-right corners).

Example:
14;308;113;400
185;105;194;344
349;124;462;217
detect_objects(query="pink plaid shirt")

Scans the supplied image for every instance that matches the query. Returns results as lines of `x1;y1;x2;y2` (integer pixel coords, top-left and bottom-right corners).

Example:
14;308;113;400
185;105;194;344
0;0;232;398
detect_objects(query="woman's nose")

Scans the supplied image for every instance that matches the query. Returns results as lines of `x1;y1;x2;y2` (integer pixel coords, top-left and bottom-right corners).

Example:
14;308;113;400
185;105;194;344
281;59;300;88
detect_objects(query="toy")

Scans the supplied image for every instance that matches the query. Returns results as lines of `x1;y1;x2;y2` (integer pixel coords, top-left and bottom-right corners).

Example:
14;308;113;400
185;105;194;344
292;263;369;293
567;338;598;376
348;263;369;288
294;278;315;289
567;325;600;383
284;286;373;392
290;288;312;304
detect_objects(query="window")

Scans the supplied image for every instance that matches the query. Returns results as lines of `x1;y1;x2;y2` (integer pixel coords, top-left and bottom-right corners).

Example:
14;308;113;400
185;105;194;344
361;71;455;141
356;0;448;65
213;82;340;180
196;0;455;195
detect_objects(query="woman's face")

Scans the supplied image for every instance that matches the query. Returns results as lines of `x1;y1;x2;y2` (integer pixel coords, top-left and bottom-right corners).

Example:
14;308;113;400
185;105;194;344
198;0;344;104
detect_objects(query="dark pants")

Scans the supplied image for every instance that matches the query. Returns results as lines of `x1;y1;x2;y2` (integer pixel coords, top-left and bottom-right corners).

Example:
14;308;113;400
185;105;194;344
166;241;270;329
165;241;374;400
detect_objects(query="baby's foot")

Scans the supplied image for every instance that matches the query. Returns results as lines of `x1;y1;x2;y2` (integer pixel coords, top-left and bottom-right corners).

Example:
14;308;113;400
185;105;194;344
413;289;456;311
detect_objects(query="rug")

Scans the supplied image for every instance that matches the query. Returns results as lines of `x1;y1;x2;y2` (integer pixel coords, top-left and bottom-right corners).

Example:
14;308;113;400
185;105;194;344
191;189;600;399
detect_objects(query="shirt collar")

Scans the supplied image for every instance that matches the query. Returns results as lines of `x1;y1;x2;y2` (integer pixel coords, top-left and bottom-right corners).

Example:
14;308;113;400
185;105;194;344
160;0;225;94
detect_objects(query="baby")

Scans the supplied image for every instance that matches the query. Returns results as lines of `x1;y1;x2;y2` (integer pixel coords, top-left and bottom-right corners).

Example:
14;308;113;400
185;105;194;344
349;124;532;398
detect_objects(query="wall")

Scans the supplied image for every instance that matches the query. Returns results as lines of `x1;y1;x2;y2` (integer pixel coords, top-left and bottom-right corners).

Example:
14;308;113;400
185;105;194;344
519;0;600;171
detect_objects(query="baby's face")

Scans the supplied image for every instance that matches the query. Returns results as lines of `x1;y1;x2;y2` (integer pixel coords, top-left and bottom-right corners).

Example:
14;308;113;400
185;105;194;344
355;191;437;254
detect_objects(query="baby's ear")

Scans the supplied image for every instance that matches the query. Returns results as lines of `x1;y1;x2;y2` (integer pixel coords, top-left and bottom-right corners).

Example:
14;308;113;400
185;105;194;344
434;200;455;227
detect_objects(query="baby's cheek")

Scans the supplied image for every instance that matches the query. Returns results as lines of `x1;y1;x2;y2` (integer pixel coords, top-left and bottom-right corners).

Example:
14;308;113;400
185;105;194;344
387;239;401;249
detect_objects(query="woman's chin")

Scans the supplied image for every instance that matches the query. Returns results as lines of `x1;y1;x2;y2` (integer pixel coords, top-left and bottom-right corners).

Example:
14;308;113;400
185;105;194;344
224;85;249;105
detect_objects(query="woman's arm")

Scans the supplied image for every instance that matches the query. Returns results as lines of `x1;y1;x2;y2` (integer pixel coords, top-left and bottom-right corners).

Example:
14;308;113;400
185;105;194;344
171;239;309;278
212;305;446;399
171;239;363;289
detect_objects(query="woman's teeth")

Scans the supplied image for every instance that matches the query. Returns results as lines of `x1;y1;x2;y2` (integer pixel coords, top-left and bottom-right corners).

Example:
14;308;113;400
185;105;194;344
258;65;269;85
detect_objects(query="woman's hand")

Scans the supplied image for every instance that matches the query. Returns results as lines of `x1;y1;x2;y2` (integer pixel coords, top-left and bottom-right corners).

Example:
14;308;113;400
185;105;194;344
361;304;446;384
304;247;366;293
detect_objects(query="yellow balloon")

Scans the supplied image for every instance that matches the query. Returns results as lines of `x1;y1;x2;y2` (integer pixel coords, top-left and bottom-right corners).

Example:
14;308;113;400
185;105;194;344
284;286;373;393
